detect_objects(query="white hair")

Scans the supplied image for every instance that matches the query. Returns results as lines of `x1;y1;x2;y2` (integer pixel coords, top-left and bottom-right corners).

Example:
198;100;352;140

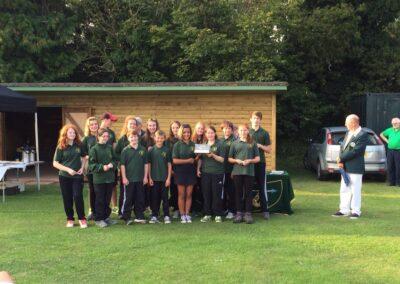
391;117;400;124
345;114;360;125
135;117;143;126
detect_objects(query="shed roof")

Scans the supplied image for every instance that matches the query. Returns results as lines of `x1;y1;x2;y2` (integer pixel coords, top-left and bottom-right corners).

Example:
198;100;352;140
3;82;287;93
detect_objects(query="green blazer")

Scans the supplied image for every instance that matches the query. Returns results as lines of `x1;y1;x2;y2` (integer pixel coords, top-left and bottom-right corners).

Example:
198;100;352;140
339;130;369;174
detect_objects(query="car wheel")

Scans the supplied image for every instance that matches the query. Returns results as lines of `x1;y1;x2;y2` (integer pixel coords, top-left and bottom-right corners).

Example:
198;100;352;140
316;160;328;180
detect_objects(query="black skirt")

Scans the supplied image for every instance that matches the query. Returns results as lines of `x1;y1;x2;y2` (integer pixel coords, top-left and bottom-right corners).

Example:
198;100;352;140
174;164;197;186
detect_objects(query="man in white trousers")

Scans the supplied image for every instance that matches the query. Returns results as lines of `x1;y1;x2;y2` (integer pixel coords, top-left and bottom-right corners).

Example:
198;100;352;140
332;114;369;219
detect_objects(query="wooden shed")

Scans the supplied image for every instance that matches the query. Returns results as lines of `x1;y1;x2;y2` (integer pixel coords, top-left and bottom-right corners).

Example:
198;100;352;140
2;82;287;169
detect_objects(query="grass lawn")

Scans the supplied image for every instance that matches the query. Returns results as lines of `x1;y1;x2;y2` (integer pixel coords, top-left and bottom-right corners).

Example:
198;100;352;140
1;163;400;283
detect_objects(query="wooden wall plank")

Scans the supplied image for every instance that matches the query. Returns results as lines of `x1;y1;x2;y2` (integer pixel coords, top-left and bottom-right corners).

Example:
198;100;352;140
33;92;277;169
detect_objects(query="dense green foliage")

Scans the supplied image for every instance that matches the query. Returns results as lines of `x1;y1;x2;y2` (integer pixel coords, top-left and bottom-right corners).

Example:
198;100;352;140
1;0;399;140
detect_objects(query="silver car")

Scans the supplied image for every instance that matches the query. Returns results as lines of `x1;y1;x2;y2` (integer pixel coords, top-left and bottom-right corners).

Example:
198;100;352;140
303;127;387;180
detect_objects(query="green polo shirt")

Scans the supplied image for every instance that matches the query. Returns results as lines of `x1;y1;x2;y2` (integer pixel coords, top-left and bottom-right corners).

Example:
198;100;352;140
382;127;400;150
89;143;117;184
165;137;179;152
105;128;116;146
220;135;236;173
200;141;224;174
249;127;271;164
54;143;85;178
120;145;148;182
172;140;196;159
115;135;129;162
149;145;171;182
228;140;260;176
81;135;97;156
141;134;155;149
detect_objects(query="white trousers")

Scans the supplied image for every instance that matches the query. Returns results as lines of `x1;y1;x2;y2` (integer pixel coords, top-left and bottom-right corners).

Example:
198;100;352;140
339;173;363;215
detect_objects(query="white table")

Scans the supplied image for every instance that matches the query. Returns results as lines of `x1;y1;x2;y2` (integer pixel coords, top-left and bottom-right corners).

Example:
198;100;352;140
0;161;43;203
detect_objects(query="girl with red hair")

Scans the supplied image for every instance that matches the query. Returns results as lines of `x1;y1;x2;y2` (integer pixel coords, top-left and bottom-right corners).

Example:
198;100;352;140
53;124;87;228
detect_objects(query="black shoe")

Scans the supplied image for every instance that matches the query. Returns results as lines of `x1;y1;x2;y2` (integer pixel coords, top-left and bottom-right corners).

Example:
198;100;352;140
332;211;347;217
388;183;396;186
262;212;270;220
125;219;133;225
349;213;360;219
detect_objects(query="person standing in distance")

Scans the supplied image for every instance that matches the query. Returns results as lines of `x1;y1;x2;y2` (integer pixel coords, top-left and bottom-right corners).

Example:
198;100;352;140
380;117;400;186
249;111;271;220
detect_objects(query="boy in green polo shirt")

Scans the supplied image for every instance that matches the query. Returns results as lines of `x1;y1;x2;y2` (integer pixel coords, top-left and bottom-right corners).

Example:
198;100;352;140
380;117;400;186
250;111;271;220
220;120;236;219
148;130;172;224
120;130;149;225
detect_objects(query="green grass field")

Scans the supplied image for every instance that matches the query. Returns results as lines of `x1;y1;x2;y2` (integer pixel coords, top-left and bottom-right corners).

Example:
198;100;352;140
1;164;400;283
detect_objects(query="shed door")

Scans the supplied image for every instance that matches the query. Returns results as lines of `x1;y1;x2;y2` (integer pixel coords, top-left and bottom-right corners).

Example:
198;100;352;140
62;107;92;139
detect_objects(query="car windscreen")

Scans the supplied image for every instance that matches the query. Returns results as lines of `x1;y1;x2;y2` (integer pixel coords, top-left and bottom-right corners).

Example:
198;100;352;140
334;132;380;146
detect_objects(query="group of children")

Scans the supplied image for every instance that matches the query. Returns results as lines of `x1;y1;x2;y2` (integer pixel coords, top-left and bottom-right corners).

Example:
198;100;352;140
53;111;271;228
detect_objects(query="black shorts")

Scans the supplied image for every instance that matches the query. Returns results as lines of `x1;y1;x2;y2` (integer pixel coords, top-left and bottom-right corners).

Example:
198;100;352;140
174;164;197;186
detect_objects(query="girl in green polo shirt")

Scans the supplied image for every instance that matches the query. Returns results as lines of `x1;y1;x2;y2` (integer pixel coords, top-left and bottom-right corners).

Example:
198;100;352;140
141;118;159;210
142;118;159;150
228;124;260;224
53;124;87;229
89;128;117;228
115;115;138;216
82;116;99;220
173;124;197;223
166;121;181;219
191;121;206;216
197;126;225;223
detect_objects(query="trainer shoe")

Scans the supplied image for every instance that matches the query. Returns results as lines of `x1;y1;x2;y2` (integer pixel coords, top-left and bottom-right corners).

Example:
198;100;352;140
149;216;159;224
215;216;222;223
263;212;270;220
134;218;147;224
104;218;118;225
186;215;192;223
200;215;212;223
66;220;74;228
233;212;243;223
244;213;254;224
332;211;348;217
349;213;360;219
181;215;187;224
126;219;133;226
226;212;235;219
79;219;88;229
95;220;108;228
172;210;180;219
164;216;171;224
